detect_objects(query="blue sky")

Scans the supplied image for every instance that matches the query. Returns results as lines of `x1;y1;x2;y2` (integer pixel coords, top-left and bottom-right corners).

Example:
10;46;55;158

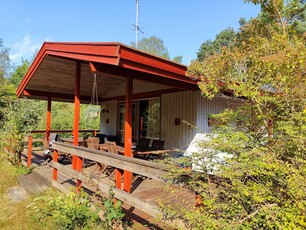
1;0;260;66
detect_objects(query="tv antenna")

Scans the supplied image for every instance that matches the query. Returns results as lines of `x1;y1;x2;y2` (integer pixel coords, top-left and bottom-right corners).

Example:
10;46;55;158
133;0;144;48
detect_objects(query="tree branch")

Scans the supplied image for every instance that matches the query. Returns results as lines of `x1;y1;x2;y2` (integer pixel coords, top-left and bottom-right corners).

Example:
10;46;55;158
238;203;277;224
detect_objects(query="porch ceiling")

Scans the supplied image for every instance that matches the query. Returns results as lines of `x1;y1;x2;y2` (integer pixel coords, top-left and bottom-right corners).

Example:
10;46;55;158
17;42;198;103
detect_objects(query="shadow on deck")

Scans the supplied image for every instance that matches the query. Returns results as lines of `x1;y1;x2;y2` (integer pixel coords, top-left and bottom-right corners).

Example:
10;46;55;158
20;145;195;229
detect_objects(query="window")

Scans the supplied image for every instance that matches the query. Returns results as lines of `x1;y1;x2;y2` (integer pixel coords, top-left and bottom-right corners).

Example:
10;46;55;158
139;98;160;139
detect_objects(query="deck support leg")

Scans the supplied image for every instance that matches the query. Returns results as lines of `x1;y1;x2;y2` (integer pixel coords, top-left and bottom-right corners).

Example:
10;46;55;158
123;77;133;193
53;149;58;180
73;61;82;191
46;97;52;143
27;136;32;168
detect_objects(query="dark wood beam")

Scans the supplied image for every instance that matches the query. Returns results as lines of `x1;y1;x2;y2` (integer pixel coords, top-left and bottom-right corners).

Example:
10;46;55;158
22;89;103;103
102;88;185;102
93;63;198;91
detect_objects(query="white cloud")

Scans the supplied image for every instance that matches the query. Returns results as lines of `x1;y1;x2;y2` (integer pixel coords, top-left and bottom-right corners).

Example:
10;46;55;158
9;34;43;64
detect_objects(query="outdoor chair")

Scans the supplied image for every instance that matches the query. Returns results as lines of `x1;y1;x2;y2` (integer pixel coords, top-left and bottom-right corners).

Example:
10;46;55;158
138;138;150;148
105;141;120;178
152;140;165;150
86;137;100;150
41;133;63;164
86;139;109;178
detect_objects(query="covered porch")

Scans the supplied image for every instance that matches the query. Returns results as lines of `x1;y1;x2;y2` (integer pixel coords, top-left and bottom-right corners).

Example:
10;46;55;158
17;42;198;193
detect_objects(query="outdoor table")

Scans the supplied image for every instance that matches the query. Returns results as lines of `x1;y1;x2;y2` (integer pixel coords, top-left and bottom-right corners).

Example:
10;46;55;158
133;147;170;159
98;144;170;159
62;137;84;146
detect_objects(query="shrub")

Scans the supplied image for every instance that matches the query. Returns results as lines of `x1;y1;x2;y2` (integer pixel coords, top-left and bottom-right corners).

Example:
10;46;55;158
27;190;106;230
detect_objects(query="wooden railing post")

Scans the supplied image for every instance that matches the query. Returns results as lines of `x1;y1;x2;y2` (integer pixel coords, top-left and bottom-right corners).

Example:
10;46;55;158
53;149;58;181
115;169;123;189
27;136;33;168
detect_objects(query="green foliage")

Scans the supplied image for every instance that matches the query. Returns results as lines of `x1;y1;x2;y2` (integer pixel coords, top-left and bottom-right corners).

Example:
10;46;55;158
131;36;183;63
172;55;183;64
245;0;306;34
291;0;306;34
9;59;30;87
35;102;100;135
131;36;170;59
0;79;15;125
0;98;43;156
103;189;125;227
197;27;236;61
28;190;106;230
15;164;32;175
0;39;10;79
163;0;306;229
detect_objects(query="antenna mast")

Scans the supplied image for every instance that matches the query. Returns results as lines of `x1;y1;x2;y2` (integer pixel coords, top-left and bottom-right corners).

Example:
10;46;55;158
135;0;139;48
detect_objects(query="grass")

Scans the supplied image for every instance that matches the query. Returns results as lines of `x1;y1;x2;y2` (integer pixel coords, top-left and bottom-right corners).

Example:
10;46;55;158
0;156;55;230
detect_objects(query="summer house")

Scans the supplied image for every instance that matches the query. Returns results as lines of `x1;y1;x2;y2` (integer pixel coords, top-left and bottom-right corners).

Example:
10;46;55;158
17;42;233;192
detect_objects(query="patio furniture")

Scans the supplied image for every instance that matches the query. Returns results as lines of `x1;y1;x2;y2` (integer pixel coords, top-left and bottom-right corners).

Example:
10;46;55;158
86;138;109;178
138;138;150;148
62;137;84;146
134;140;167;160
104;141;120;177
86;137;100;149
95;133;107;144
151;140;165;150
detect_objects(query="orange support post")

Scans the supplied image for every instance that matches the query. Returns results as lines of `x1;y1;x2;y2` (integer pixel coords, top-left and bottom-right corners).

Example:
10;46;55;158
123;77;133;192
46;97;52;143
53;149;58;180
115;169;123;189
73;62;82;191
27;136;32;168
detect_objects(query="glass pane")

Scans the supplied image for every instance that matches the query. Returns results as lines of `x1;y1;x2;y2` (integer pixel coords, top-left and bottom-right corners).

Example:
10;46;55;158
139;98;160;139
118;103;136;142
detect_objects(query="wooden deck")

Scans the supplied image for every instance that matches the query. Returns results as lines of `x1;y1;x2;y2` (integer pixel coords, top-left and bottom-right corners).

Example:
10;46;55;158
20;146;195;229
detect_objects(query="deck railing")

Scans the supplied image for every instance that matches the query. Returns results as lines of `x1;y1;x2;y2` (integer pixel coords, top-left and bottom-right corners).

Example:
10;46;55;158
51;141;171;219
30;129;99;134
24;130;98;167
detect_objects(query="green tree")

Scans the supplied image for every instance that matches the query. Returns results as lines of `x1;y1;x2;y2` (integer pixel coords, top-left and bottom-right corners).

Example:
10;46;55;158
291;0;306;34
131;36;170;59
9;59;30;87
172;55;183;64
247;0;306;34
163;0;306;229
197;27;236;61
0;40;13;125
131;36;183;63
0;39;10;80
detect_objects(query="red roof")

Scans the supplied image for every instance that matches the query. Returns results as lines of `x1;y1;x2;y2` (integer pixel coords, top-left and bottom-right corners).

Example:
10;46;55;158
17;42;197;102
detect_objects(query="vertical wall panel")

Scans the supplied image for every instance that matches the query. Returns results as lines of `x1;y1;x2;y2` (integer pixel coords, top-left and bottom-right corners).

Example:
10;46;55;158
160;91;236;150
100;100;117;135
103;79;171;98
161;91;197;149
196;92;231;132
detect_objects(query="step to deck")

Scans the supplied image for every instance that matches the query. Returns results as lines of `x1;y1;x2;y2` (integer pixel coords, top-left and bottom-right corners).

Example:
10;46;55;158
18;167;51;194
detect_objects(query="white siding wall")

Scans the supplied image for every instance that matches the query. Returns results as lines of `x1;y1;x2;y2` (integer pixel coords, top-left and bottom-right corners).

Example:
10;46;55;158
103;79;171;98
100;100;117;135
196;92;230;133
161;91;197;149
161;91;234;150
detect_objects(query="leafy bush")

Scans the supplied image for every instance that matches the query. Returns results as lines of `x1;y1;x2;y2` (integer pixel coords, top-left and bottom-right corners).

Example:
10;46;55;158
161;0;306;229
103;189;125;227
15;164;32;175
27;190;106;230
